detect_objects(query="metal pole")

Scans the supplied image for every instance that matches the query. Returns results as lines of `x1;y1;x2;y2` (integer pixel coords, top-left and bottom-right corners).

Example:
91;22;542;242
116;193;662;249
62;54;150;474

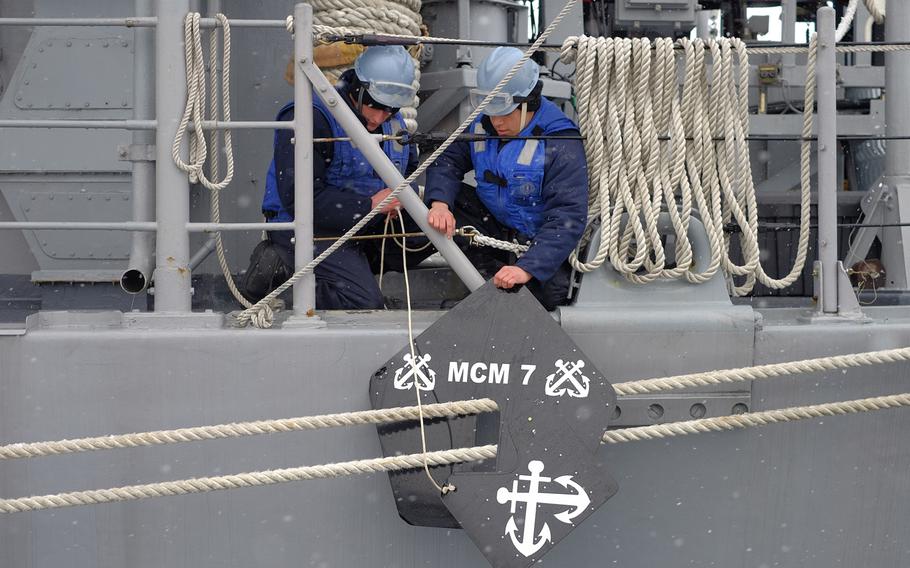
0;120;293;129
187;222;294;232
781;0;797;68
293;4;317;315
0;119;157;129
188;236;218;271
816;7;838;314
886;3;910;178
154;0;192;311
298;58;485;290
881;0;910;289
0;17;158;27
0;222;157;231
122;0;157;295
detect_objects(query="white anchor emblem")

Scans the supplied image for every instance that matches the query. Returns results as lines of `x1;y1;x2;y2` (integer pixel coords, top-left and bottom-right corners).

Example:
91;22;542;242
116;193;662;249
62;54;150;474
393;353;436;391
544;359;590;398
496;460;590;557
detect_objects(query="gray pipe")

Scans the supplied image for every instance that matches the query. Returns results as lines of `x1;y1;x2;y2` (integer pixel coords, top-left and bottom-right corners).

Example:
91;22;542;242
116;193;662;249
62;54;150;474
154;0;192;311
0;120;293;130
122;0;157;295
293;4;317;315
816;7;838;313
188;236;218;271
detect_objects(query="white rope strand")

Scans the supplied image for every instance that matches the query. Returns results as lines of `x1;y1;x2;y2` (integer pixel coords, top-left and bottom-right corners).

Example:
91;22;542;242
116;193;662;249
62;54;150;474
0;399;498;460
4;390;910;513
613;345;910;396
0;445;498;514
398;213;455;494
603;392;910;444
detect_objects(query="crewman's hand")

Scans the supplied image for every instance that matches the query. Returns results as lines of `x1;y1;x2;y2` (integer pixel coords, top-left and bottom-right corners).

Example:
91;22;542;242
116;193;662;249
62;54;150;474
427;201;456;238
494;266;532;289
371;188;401;216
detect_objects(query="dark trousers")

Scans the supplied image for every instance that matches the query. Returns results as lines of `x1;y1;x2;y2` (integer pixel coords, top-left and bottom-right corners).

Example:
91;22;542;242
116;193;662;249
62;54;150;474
269;221;390;311
265;187;573;311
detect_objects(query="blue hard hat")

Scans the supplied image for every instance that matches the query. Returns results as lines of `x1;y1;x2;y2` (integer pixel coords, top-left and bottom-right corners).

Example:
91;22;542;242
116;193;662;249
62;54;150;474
471;47;540;116
353;46;417;108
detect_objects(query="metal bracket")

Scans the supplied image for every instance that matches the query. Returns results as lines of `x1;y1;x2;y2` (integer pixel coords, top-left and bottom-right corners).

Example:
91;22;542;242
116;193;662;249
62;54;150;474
117;143;156;162
844;180;891;268
812;260;865;319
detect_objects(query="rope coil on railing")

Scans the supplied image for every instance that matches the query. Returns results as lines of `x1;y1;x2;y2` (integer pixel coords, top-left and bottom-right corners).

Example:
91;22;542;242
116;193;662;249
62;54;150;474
558;35;816;295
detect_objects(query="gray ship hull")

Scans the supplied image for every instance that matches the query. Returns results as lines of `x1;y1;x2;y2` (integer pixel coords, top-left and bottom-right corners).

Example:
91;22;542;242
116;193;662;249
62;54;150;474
2;305;909;567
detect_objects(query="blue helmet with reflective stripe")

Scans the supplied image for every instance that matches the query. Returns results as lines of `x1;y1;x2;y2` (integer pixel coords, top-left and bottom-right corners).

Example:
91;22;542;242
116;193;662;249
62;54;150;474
353;46;417;108
472;47;540;116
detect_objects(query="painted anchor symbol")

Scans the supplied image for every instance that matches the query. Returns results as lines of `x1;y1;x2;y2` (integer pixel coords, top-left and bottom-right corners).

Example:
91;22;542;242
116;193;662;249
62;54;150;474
496;460;591;558
544;359;590;398
393;353;436;391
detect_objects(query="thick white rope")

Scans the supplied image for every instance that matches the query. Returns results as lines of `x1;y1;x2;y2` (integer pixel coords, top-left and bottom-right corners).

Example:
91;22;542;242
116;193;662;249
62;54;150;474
0;399;498;461
0;445;498;514
170;13;267;315
4;391;909;513
559;36;814;295
6;343;908;461
171;13;234;191
836;0;861;43
397;213;454;493
614;345;910;396
602;392;910;443
236;0;580;327
863;0;885;25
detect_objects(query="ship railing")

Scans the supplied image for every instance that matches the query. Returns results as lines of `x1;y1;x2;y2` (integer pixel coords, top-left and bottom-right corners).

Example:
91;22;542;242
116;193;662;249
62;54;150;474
1;3;908;318
0;3;483;317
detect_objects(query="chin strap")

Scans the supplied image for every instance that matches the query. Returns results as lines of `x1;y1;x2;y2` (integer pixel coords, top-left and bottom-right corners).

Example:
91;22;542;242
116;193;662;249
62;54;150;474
519;102;528;132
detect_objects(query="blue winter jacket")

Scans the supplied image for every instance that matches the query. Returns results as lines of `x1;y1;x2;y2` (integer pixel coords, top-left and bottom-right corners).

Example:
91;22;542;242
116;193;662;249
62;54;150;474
425;97;588;282
265;70;417;246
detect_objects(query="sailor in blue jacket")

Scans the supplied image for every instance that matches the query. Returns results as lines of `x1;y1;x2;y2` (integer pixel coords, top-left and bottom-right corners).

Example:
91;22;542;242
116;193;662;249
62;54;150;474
425;47;588;309
258;46;418;309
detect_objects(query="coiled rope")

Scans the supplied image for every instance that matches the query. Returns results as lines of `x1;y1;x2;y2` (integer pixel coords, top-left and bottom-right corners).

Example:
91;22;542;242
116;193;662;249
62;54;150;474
559;36;814;295
236;0;581;328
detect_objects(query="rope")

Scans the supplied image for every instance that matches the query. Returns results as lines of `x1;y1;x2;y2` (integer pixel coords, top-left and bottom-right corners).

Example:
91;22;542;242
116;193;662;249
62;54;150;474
836;0;860;43
7;344;906;461
0;445;498;514
458;226;529;256
863;0;885;25
171;13;234;191
749;43;909;55
397;213;454;494
236;0;580;327
612;345;910;396
5;390;909;513
169;13;266;313
0;399;497;461
602;392;910;443
559;36;814;295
